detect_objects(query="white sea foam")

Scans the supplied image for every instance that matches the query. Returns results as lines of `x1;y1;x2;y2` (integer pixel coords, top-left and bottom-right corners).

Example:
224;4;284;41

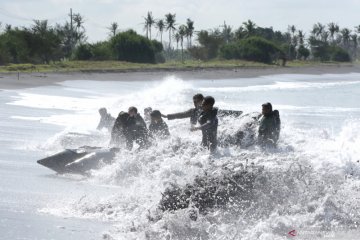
6;74;360;239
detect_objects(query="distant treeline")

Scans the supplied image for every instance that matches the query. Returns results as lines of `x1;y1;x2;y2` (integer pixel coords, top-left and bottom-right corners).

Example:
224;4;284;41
0;11;359;65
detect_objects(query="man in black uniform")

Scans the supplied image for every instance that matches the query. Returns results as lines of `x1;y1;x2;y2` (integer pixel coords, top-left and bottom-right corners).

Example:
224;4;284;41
110;112;134;149
258;102;281;148
128;106;147;128
149;110;170;139
96;108;115;131
191;96;218;153
111;111;150;150
162;93;204;126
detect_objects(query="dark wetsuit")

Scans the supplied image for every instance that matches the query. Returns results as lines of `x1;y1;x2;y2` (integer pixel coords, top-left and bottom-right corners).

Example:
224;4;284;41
133;114;147;128
110;114;134;150
97;113;115;131
167;107;202;125
111;113;150;150
258;110;281;148
149;120;170;139
198;108;218;152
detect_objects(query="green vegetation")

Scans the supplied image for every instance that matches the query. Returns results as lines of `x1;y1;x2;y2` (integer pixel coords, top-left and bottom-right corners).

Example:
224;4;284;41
220;37;284;64
0;12;359;73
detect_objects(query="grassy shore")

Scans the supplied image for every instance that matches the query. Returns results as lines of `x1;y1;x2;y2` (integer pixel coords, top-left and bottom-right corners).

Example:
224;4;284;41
0;60;355;73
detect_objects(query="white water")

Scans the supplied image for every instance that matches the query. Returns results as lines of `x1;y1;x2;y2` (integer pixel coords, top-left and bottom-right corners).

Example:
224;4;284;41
1;73;360;239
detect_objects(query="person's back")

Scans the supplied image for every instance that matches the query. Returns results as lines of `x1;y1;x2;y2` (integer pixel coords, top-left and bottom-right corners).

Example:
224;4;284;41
149;110;170;139
110;112;134;149
97;108;115;131
258;103;281;147
191;96;218;153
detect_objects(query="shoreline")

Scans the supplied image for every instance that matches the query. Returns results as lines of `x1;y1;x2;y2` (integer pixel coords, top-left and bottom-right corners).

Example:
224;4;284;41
1;64;360;90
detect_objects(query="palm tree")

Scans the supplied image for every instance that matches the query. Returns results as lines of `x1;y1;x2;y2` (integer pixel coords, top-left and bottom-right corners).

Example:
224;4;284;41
235;26;246;40
72;13;86;44
355;25;360;34
156;19;165;45
186;18;194;48
321;31;329;44
312;22;325;40
242;19;256;37
289;25;296;38
174;32;180;50
328;22;339;44
5;24;11;32
341;28;351;50
351;34;358;58
298;30;305;45
165;13;176;50
73;13;84;32
143;11;155;40
178;25;187;62
108;22;118;37
222;21;232;43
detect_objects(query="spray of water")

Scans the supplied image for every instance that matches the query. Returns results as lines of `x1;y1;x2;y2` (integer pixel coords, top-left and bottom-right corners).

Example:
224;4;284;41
11;76;359;239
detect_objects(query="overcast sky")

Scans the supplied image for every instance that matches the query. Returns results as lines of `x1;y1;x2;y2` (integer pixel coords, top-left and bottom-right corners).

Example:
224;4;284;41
1;0;359;43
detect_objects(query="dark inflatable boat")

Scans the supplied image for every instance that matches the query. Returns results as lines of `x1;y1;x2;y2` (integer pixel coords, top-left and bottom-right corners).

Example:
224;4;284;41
37;146;119;174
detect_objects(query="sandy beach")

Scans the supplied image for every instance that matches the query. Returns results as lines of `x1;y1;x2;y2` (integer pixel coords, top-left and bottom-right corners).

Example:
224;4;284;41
1;64;360;90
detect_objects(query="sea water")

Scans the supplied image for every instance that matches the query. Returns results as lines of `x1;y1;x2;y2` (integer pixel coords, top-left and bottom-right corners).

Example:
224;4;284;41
0;73;360;239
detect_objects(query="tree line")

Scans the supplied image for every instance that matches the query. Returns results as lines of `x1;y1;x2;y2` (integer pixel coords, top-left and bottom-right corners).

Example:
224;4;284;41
0;11;359;65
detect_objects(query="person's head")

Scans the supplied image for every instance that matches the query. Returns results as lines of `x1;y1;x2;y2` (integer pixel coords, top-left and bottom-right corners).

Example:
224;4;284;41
202;96;215;112
117;111;130;125
150;110;162;123
99;107;107;116
262;102;273;116
144;107;152;116
193;93;204;108
128;106;138;117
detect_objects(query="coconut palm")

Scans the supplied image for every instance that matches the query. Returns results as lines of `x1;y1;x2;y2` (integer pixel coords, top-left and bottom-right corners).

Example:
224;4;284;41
341;28;351;50
328;22;339;44
311;22;325;39
289;25;296;39
174;32;180;50
73;13;84;32
178;25;187;62
72;13;86;44
143;11;155;40
165;13;176;49
242;19;256;37
355;25;360;34
298;30;305;45
156;19;165;44
5;24;11;32
108;22;118;37
186;18;194;48
222;21;232;43
351;34;358;58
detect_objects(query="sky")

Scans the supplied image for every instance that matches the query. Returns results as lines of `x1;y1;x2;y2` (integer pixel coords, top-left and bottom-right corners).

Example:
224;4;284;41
0;0;360;43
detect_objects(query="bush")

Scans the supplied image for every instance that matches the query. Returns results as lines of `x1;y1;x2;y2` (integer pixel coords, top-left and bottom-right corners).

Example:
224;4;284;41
219;43;240;59
91;41;113;60
110;30;163;63
219;37;284;63
297;45;310;60
188;46;209;61
73;44;93;60
330;46;351;62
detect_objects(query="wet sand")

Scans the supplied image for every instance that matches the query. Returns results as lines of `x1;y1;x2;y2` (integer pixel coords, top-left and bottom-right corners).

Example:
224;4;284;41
1;64;360;90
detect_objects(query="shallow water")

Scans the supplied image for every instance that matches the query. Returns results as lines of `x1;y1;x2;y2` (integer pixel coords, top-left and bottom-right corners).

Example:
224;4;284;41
1;73;360;239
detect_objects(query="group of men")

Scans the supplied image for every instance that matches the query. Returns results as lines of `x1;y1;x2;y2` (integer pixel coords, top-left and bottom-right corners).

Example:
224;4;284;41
97;93;281;152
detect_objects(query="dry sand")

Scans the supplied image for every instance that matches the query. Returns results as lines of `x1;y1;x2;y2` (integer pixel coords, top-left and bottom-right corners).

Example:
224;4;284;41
1;65;360;90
